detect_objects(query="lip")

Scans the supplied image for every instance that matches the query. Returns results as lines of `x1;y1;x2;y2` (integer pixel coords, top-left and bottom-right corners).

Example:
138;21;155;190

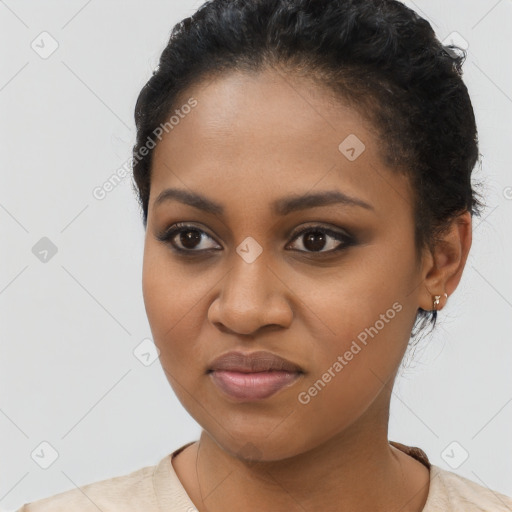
209;350;303;373
207;350;304;401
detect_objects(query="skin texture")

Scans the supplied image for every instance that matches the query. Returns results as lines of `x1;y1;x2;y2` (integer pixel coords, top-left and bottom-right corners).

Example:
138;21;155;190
142;67;472;511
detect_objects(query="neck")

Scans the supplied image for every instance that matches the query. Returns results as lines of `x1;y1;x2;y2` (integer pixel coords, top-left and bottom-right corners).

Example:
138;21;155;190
178;394;430;512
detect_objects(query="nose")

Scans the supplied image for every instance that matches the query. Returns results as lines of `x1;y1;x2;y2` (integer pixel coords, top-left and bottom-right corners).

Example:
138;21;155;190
207;253;293;336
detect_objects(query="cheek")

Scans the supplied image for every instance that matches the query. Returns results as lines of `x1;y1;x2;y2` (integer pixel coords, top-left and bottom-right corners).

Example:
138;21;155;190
142;246;204;365
290;295;409;451
297;291;408;402
293;249;413;352
142;255;210;415
293;246;416;410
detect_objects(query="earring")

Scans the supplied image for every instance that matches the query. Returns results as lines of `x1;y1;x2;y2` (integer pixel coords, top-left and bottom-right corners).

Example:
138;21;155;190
433;293;448;311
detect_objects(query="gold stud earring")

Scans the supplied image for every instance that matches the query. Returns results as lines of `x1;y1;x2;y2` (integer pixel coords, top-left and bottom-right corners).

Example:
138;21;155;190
433;293;448;310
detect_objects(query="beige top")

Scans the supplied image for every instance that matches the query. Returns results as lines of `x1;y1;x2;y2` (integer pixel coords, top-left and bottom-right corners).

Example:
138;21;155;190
16;440;512;511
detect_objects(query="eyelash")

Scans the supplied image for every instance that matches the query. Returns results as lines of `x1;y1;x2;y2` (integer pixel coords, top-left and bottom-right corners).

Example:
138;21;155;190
156;222;355;257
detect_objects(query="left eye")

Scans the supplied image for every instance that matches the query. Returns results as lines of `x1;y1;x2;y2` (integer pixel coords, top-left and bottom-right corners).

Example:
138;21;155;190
286;226;353;253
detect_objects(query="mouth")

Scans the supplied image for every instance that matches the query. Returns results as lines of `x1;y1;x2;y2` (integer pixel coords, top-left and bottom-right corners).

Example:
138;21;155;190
207;350;304;402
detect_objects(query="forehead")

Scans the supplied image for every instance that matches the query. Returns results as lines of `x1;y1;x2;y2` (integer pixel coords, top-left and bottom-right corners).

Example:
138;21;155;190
150;68;413;218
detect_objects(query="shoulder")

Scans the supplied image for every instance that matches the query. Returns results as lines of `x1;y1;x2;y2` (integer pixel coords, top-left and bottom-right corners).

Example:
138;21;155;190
15;461;160;512
390;440;512;511
15;441;198;512
426;464;512;511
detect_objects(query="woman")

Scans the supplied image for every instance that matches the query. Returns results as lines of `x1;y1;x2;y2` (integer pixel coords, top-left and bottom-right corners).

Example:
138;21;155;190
16;0;512;510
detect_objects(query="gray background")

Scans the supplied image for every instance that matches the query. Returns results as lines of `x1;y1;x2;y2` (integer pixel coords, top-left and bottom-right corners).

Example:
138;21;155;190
1;0;511;510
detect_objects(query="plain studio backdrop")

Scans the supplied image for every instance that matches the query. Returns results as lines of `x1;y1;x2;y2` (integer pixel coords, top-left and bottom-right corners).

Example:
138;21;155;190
1;1;511;510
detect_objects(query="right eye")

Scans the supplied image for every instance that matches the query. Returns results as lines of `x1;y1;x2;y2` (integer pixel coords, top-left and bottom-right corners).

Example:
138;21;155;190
156;222;222;254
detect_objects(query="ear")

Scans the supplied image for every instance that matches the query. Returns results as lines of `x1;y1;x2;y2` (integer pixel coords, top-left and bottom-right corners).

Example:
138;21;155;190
419;211;472;312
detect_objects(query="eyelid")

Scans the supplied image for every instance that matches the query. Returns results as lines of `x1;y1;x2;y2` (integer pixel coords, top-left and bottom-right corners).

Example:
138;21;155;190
288;223;351;240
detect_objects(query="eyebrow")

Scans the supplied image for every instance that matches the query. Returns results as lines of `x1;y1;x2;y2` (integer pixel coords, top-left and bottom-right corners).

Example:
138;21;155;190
153;187;374;216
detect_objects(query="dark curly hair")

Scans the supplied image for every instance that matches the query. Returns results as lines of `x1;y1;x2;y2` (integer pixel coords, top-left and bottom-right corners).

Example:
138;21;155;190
131;0;484;339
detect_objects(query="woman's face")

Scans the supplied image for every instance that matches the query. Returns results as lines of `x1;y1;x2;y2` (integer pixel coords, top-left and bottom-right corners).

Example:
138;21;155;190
142;68;428;461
